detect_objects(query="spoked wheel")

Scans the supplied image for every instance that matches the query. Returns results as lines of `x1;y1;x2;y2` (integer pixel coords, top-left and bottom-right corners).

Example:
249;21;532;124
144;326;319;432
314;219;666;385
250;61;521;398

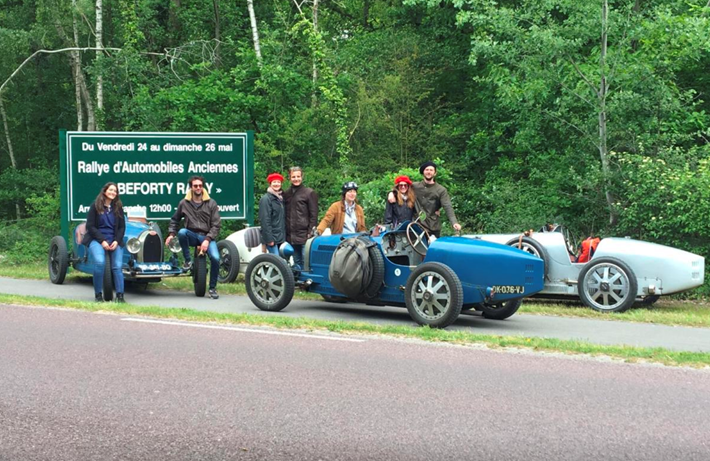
479;299;522;320
193;254;207;297
245;254;295;312
406;223;430;256
578;257;638;313
217;240;240;283
505;236;549;279
102;251;114;302
405;262;463;328
48;236;69;284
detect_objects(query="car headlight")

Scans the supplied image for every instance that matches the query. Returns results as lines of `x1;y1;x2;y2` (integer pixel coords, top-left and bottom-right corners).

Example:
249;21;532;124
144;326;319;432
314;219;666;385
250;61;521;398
168;238;182;254
126;237;142;254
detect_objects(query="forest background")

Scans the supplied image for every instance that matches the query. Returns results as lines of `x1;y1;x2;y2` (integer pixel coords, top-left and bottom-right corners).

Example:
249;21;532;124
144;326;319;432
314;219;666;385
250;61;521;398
0;0;709;295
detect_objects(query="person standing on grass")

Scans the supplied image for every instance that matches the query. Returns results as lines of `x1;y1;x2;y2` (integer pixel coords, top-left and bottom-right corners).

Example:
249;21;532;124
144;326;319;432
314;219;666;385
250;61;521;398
283;166;318;269
259;173;286;256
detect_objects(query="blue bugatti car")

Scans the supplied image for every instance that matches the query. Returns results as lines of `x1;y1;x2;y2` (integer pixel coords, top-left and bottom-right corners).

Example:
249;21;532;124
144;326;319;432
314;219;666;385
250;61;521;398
243;220;545;328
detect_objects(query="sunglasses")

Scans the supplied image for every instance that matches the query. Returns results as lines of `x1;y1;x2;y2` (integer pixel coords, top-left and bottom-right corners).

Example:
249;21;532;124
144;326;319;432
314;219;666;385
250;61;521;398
192;184;203;189
397;183;409;188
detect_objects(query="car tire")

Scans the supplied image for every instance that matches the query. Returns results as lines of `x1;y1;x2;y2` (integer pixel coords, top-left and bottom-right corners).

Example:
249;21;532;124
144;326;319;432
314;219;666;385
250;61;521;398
245;254;295;312
102;252;114;302
405;262;463;328
48;236;69;285
635;295;660;308
578;257;638;313
362;243;385;299
505;236;549;279
321;294;347;303
217;240;240;284
479;299;522;320
193;254;207;297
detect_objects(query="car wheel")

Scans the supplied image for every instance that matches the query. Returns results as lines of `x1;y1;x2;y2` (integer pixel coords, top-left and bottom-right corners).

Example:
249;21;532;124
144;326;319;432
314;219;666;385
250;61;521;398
193;255;207;297
217;240;240;284
48;236;69;284
578;257;638;313
505;236;549;279
479;299;522;320
102;252;114;302
245;254;295;312
405;262;463;328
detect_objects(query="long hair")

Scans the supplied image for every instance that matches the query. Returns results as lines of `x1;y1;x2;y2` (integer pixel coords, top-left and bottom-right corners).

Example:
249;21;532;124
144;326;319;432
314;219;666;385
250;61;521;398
93;182;124;216
396;186;416;208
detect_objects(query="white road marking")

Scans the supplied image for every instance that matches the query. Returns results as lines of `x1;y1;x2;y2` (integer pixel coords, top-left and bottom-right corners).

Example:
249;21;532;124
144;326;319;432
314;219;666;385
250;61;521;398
121;318;365;342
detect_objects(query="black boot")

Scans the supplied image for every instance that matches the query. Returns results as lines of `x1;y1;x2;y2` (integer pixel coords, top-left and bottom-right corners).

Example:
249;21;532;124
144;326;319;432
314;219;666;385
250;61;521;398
95;293;104;302
116;293;125;303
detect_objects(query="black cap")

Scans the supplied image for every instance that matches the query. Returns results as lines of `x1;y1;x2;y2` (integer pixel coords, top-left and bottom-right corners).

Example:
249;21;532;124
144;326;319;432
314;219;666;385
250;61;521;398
419;161;437;175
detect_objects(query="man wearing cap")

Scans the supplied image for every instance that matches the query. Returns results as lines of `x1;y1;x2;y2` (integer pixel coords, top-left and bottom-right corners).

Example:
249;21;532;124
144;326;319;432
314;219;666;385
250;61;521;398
389;162;461;238
317;181;366;235
166;175;222;299
283;166;318;269
259;173;286;255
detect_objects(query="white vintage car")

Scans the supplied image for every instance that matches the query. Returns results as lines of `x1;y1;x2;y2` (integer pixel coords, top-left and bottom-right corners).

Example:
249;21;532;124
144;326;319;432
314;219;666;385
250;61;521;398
465;226;705;312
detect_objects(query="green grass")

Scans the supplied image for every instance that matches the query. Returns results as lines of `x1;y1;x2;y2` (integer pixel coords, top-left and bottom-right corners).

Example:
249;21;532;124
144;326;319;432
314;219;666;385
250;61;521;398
1;261;708;326
1;292;708;369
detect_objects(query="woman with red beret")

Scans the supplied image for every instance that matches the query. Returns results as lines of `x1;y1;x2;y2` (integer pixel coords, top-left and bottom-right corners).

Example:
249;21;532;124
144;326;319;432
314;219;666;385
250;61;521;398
259;173;286;254
384;175;417;228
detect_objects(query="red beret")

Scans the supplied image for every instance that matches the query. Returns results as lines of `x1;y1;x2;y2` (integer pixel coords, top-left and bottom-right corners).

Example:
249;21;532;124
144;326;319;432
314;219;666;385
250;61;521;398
267;173;284;184
394;175;413;186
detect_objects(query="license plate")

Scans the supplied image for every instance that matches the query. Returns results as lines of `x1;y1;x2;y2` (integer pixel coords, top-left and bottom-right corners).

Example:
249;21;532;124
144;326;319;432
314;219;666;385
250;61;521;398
492;285;525;294
136;263;174;271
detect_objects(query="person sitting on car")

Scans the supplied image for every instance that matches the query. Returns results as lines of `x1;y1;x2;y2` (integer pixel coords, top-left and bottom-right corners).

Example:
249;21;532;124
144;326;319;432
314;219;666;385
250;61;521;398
166;175;222;299
84;182;126;303
317;181;366;235
384;175;418;229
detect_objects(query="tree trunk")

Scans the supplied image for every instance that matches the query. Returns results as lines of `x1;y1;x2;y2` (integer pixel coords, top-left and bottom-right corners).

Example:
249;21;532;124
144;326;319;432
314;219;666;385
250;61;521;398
96;0;104;126
213;0;221;66
312;0;319;105
246;0;263;67
599;0;616;226
0;98;21;219
72;0;83;130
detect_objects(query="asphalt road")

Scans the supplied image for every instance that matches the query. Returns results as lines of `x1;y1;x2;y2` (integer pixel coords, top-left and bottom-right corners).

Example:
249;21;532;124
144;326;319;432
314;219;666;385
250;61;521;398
1;304;709;461
1;276;710;352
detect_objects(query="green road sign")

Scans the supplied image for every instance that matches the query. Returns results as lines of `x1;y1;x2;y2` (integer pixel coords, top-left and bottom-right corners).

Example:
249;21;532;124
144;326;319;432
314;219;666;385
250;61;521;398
59;131;254;225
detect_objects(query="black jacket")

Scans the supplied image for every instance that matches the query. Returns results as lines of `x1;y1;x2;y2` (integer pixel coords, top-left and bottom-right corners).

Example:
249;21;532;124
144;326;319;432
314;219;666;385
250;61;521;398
384;194;417;228
259;191;286;245
83;203;126;247
168;197;221;242
284;185;318;245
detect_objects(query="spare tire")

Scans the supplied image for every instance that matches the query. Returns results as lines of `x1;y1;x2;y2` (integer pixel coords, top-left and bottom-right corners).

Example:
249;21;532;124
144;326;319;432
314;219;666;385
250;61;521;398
505;236;549;280
329;236;384;299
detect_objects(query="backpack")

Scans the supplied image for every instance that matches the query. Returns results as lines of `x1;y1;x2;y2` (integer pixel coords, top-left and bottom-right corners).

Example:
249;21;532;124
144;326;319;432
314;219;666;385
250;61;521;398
328;237;376;298
577;237;601;263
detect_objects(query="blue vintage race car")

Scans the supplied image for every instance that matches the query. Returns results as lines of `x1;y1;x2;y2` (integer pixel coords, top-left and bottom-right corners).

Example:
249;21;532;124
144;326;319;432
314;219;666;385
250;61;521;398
47;214;239;300
242;221;545;328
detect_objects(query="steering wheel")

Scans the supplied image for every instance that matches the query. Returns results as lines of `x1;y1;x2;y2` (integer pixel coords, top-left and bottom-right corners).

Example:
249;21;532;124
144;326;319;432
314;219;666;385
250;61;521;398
406;222;430;256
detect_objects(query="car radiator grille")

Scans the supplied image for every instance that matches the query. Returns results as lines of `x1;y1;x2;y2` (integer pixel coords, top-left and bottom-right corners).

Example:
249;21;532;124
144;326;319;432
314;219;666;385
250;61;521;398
142;234;162;262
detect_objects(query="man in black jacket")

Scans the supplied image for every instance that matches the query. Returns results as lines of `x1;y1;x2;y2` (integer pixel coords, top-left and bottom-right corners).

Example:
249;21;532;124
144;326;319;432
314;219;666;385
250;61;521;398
166;175;222;299
283;167;318;269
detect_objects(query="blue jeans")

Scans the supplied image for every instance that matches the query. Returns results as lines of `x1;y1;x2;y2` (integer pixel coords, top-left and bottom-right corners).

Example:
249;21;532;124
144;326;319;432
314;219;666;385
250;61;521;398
177;228;220;289
291;243;305;270
265;244;280;255
89;241;124;295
